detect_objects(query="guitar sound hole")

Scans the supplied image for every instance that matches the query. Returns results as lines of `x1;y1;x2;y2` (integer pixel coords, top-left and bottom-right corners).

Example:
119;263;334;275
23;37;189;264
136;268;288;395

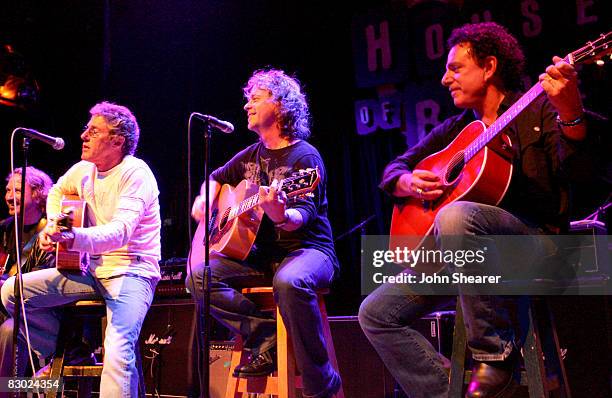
445;152;465;184
208;210;218;239
218;209;230;230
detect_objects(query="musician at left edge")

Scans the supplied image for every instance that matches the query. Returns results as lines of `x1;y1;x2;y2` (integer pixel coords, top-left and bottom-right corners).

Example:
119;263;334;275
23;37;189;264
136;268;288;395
0;167;54;385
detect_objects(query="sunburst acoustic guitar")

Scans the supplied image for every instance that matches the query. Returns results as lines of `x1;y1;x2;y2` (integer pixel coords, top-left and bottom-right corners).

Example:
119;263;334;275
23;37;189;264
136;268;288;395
190;167;320;262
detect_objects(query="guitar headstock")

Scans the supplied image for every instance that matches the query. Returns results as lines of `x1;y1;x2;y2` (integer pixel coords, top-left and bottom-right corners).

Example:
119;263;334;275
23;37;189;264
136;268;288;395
280;167;321;198
568;32;612;65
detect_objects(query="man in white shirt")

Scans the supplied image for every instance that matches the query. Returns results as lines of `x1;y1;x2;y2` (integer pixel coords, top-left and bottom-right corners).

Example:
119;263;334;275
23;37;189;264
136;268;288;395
1;102;161;397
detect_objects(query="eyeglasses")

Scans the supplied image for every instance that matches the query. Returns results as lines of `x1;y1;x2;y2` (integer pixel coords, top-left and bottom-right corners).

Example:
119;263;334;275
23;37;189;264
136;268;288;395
82;125;107;138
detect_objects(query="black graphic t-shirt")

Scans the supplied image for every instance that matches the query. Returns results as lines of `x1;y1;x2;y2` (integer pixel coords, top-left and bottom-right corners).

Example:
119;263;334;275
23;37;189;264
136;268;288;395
210;140;338;268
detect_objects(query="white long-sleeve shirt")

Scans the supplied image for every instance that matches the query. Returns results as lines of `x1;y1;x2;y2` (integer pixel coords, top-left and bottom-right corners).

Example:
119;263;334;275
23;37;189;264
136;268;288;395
47;156;161;281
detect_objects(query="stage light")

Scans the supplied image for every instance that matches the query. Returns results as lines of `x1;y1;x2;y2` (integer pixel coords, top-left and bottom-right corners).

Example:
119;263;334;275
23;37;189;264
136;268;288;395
0;44;39;109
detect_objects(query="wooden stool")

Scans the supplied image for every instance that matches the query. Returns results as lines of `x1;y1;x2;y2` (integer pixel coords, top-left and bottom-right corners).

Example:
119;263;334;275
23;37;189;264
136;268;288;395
225;287;345;398
46;300;145;398
449;298;571;397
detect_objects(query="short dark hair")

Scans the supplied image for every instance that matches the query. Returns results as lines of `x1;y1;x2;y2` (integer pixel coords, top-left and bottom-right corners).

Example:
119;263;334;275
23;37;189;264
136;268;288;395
243;69;311;140
448;22;525;92
90;101;140;156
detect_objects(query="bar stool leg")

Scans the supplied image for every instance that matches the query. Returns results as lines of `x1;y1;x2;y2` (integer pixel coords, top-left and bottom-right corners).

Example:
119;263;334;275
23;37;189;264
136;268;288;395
540;300;571;398
276;306;295;398
318;297;344;398
225;337;245;398
523;298;548;398
524;298;572;398
449;303;467;397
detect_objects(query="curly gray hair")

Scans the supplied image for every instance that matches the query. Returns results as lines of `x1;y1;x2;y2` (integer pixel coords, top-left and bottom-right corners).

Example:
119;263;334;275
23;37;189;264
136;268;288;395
243;69;311;140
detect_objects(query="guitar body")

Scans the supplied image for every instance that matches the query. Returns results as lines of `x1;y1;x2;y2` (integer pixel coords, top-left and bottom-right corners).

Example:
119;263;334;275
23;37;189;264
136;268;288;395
56;195;88;272
390;121;513;270
191;180;264;262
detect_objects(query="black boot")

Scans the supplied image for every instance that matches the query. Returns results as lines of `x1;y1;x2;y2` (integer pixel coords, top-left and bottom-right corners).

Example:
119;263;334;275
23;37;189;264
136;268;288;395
233;346;277;378
465;356;518;398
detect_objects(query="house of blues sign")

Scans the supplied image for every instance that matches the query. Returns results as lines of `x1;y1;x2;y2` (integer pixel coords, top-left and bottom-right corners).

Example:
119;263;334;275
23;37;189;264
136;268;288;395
351;0;606;147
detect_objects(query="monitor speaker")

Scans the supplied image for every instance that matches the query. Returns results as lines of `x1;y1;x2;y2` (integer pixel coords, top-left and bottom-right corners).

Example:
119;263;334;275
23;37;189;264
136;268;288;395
329;316;400;398
138;299;233;398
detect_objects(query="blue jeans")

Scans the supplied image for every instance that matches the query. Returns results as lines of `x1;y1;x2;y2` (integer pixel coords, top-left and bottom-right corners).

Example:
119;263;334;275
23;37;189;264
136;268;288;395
0;268;156;398
359;201;546;397
186;248;341;398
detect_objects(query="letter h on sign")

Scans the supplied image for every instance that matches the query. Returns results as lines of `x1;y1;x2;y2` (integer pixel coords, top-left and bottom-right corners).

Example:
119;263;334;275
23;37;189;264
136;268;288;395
366;21;392;71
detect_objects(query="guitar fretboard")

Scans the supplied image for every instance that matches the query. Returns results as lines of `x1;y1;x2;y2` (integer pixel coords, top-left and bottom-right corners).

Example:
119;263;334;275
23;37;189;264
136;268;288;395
222;170;318;223
227;193;263;221
464;83;544;162
462;29;612;162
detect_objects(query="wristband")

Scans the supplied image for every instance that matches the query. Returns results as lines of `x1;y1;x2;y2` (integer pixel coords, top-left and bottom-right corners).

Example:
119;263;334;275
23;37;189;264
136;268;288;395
556;112;585;127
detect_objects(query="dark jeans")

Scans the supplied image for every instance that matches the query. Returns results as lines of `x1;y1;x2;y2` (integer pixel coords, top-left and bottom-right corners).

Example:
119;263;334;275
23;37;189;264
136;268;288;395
186;247;341;398
359;201;546;397
0;278;29;391
0;318;29;380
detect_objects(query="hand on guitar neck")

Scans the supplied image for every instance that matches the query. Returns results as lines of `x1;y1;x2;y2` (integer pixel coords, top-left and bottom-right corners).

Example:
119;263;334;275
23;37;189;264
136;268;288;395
394;170;444;201
257;178;303;231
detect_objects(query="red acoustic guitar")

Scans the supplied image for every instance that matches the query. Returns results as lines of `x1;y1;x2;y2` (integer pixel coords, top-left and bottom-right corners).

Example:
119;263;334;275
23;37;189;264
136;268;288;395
0;248;8;276
55;195;88;272
390;33;611;263
190;167;320;261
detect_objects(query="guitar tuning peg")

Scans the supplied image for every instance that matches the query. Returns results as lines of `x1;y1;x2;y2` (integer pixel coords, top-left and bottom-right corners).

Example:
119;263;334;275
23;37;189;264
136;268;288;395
304;193;315;198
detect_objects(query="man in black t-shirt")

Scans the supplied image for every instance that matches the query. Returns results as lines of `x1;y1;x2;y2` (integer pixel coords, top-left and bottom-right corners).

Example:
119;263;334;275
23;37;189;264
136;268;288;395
187;69;341;398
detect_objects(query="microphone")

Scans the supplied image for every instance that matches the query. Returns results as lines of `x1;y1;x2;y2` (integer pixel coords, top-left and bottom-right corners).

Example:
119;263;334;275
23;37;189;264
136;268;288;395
192;113;234;134
18;128;65;150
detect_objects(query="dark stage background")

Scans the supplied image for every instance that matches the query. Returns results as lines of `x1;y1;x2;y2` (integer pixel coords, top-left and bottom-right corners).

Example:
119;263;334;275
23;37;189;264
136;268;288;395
1;0;610;395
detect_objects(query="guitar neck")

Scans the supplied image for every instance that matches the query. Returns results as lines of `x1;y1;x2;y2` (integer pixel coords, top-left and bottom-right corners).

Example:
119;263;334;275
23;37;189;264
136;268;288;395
227;192;263;221
465;82;545;162
464;29;612;162
223;169;320;223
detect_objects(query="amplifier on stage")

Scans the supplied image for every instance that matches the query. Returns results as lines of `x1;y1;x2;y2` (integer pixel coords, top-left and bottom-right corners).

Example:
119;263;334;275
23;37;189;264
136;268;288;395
413;310;455;359
568;220;610;276
156;257;190;297
139;299;233;398
329;311;455;398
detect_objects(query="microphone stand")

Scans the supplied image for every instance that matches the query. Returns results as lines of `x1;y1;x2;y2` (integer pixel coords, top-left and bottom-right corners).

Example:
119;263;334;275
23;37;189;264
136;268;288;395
334;214;376;242
11;138;30;391
198;122;212;398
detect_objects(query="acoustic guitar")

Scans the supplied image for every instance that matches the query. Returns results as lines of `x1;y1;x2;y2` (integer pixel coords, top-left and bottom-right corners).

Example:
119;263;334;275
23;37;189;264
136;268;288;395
389;33;612;270
190;167;320;261
55;195;88;272
0;248;8;276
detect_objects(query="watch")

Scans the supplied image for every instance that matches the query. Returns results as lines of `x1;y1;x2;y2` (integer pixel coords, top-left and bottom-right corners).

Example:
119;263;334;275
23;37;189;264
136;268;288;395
556;112;585;127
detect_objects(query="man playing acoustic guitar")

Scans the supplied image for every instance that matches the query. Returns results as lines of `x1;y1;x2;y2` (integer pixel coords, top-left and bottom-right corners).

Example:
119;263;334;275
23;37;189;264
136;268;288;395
1;102;161;397
359;22;588;398
187;69;342;398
